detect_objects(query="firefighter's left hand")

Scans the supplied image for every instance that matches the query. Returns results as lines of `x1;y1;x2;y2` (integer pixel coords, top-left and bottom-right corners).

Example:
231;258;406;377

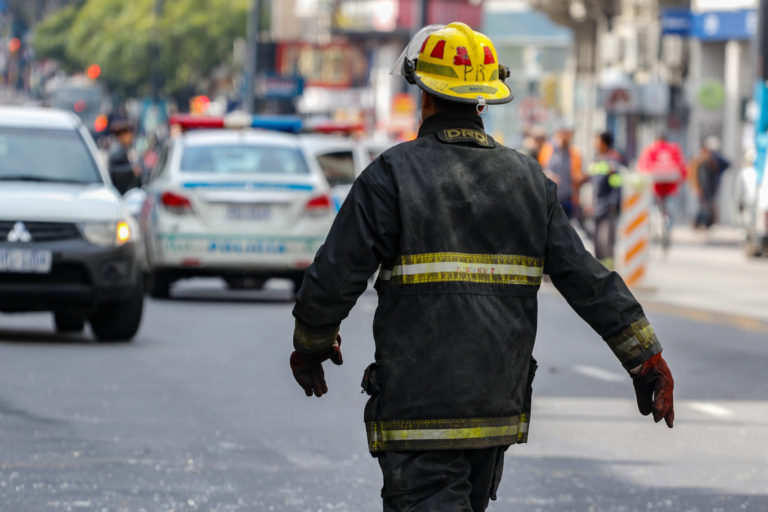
289;336;343;397
631;353;674;428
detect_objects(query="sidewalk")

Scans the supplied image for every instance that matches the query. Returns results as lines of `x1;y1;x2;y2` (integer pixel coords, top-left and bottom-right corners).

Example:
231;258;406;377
635;225;768;324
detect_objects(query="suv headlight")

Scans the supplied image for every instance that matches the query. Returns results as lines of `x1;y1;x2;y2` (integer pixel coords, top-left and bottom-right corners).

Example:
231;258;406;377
81;221;132;247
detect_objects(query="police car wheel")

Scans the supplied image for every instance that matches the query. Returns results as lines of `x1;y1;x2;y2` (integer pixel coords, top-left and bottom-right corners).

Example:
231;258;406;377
147;270;172;299
90;276;144;342
53;311;85;333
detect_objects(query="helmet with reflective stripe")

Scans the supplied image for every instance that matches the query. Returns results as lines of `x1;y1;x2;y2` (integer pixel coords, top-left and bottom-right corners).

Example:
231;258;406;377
400;22;513;105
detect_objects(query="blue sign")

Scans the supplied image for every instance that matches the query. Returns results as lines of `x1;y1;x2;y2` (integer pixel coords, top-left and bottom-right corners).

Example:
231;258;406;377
691;9;757;41
258;73;304;100
661;8;691;36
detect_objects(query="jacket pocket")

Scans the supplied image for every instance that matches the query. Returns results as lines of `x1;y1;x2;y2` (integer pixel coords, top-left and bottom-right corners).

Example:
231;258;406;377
361;362;381;396
518;357;537;444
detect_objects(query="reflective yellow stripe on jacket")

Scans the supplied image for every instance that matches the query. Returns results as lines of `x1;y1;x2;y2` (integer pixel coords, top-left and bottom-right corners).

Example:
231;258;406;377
379;252;544;286
606;317;662;368
367;415;530;452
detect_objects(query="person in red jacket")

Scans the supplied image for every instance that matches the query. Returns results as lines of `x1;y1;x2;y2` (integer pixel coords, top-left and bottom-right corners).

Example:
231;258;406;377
637;134;687;200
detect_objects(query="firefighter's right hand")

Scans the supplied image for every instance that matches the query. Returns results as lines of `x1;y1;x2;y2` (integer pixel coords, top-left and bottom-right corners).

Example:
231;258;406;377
631;353;674;428
289;336;343;397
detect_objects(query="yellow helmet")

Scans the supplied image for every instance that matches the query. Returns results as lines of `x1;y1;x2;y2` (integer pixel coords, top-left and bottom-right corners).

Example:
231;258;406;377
398;22;513;105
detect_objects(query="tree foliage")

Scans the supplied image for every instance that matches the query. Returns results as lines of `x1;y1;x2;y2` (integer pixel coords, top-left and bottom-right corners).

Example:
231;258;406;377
33;0;248;98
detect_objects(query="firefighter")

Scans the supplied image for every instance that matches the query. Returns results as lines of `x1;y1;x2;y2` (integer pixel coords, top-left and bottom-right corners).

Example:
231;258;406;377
290;22;674;512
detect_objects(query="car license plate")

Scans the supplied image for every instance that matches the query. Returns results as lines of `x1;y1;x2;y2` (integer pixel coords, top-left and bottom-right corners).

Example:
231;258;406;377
0;249;53;274
226;204;271;221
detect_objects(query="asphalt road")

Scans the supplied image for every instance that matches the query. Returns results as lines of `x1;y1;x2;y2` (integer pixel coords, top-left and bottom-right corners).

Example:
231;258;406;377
0;279;766;512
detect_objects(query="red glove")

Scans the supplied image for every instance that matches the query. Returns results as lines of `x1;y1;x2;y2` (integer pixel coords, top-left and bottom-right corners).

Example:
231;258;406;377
290;336;343;397
632;353;674;428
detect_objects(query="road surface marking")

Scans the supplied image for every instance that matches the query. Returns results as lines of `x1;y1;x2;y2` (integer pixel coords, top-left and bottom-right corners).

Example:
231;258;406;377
688;401;735;418
643;302;768;335
572;365;625;383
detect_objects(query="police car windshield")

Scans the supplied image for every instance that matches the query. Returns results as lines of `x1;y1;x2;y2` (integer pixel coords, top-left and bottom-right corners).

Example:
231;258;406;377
180;144;310;175
0;127;101;184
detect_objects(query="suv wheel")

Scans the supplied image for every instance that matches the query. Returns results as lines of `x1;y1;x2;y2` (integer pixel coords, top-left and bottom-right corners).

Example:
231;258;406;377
90;276;144;342
53;312;85;333
147;270;172;299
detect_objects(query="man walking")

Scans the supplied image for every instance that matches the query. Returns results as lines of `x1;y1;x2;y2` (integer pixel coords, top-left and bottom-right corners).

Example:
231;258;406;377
290;22;674;511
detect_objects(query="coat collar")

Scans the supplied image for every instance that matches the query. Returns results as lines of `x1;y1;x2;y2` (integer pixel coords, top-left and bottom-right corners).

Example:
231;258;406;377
418;111;485;139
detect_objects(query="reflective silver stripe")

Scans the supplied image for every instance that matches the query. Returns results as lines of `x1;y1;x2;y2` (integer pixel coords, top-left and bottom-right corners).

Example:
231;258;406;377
388;261;543;278
379;425;516;442
378;252;544;286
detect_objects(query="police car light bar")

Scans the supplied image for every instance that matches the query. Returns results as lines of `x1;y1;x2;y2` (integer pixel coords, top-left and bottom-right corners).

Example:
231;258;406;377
169;114;224;130
169;113;302;134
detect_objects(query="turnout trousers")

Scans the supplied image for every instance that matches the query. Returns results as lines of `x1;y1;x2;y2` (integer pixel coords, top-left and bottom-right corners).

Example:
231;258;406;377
377;447;507;512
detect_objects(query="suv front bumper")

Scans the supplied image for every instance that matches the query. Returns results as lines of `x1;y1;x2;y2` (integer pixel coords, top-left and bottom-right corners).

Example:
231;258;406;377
0;240;140;312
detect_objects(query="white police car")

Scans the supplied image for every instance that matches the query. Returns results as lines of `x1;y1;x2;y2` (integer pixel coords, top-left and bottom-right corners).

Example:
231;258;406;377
300;133;394;208
141;119;338;297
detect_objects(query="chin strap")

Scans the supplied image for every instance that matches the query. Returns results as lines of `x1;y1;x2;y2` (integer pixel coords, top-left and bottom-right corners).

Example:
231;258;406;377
476;96;488;115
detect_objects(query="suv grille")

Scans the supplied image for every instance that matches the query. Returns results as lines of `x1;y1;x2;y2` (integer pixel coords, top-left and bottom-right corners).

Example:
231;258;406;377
0;221;81;242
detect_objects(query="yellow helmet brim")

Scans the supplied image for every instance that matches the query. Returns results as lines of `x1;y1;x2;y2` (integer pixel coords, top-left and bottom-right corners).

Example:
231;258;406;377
415;72;514;105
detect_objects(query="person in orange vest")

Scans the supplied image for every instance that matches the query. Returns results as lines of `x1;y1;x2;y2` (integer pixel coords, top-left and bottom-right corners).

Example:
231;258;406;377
538;123;587;219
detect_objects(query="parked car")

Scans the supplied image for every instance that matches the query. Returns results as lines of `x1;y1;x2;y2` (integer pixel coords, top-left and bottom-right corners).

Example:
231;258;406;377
141;128;338;297
300;134;394;207
0;106;144;341
744;168;768;257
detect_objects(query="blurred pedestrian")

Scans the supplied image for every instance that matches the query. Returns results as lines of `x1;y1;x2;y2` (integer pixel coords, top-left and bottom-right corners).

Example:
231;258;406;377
734;149;758;230
289;22;674;512
637;133;687;250
522;125;546;160
589;132;623;269
637;132;687;201
108;119;141;195
538;122;587;219
692;136;730;228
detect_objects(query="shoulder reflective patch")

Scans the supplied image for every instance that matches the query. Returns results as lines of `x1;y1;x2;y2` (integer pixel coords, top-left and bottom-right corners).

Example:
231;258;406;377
379;252;543;286
605;317;662;368
436;128;495;147
367;415;526;452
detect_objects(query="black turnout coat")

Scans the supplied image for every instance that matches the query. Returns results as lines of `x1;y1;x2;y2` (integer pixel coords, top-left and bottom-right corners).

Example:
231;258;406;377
293;111;661;454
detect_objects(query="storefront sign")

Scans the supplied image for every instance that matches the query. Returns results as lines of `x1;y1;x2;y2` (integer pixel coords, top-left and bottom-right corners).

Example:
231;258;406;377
275;42;369;89
661;8;692;36
691;9;757;41
257;73;304;99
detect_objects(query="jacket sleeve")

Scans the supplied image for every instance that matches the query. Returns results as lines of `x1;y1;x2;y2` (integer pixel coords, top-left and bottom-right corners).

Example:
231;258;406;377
543;180;661;371
291;158;400;353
